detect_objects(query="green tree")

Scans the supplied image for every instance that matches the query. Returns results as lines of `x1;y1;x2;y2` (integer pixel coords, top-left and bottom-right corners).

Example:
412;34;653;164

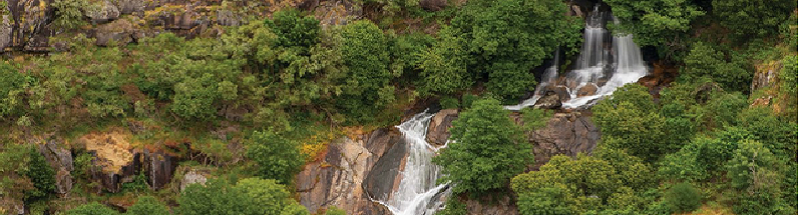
25;147;56;202
336;20;394;122
713;0;796;39
417;26;472;96
266;9;321;49
65;203;121;215
605;0;705;58
663;183;701;213
128;196;170;215
52;0;92;30
170;74;221;121
450;0;582;100
594;84;668;162
432;98;532;196
246;131;305;184
681;42;752;92
726;140;791;215
179;178;303;215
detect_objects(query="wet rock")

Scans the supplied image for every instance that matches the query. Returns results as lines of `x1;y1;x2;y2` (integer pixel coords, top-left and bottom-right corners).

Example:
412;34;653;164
86;1;120;24
363;136;405;202
296;129;399;215
95;19;136;46
545;85;572;101
576;83;598;98
38;140;74;196
426;109;458;146
314;0;362;28
528;112;600;169
534;93;562;109
420;0;447;11
465;195;518;215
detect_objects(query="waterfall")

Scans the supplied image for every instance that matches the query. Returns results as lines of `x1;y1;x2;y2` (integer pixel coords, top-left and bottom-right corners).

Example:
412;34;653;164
507;3;648;110
378;111;450;215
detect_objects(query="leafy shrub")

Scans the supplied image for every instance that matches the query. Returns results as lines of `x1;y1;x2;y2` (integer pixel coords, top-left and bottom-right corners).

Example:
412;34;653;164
25;147;56;202
438;96;460;109
663;183;702;213
433;98;532;196
128;196;170;215
246;131;305;184
65;202;120;215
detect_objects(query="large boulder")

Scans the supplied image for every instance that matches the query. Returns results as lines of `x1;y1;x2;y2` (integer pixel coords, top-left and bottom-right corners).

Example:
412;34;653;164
426;109;457;147
576;83;598;98
142;149;178;190
534;93;562;109
114;0;146;15
296;128;399;215
94;19;137;46
86;1;120;24
37;140;74;196
527;112;600;169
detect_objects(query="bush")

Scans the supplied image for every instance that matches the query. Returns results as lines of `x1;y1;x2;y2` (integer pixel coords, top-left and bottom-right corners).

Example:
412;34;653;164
25;147;56;202
324;206;346;215
52;0;92;30
179;178;304;215
65;202;121;215
128;196;170;215
520;108;552;131
246;131;305;184
663;183;702;213
681;42;752;93
439;96;460;109
433;97;532;196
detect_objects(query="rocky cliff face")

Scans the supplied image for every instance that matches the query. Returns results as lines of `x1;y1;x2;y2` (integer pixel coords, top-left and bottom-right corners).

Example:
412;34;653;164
1;0;363;52
296;128;401;215
521;111;600;170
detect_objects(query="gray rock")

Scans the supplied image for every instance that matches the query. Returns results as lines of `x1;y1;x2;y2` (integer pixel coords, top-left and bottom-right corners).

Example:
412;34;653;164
528;112;600;169
314;0;362;28
180;170;208;192
37;140;74;196
115;0;146;14
534;93;562;109
86;1;121;24
0;15;11;52
143;150;177;190
95;19;136;46
216;10;241;26
465;195;518;215
426;109;458;146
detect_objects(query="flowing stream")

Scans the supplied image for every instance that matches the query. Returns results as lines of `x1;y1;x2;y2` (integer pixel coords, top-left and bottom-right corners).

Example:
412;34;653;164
506;4;649;110
378;111;450;215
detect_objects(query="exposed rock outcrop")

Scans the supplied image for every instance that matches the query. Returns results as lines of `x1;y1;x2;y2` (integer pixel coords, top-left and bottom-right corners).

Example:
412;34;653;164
314;0;362;28
94;19;137;46
38;140;74;196
76;131;138;193
296;128;400;215
526;112;600;169
752;61;781;93
426;109;457;147
86;0;121;24
420;0;447;11
465;195;518;215
0;15;11;52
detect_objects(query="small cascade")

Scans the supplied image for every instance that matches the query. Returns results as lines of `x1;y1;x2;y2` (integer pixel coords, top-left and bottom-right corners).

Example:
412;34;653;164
505;48;560;110
507;3;649;110
377;111;450;215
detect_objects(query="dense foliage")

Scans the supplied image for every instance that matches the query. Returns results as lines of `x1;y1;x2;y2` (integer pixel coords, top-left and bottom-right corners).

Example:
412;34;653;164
1;0;797;214
432;98;532;196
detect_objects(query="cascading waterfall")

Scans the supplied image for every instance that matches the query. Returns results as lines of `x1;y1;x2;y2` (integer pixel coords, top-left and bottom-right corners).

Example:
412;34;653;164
506;3;648;110
377;111;450;215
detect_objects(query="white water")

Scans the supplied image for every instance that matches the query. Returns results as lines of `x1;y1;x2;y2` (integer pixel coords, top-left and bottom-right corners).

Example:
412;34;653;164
506;4;648;110
378;111;450;215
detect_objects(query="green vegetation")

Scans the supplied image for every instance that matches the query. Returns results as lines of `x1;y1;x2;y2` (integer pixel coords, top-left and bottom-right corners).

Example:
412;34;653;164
1;0;797;214
432;98;532;196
